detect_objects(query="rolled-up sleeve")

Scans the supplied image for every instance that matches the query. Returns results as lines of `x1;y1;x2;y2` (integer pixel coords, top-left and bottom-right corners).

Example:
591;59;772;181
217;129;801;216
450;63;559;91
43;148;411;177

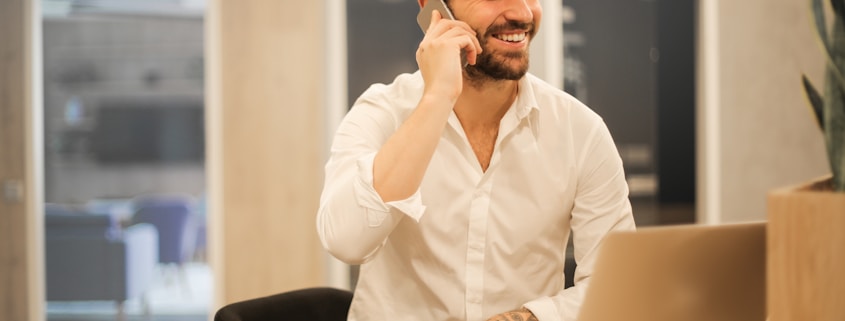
317;96;426;265
352;152;427;225
523;120;636;321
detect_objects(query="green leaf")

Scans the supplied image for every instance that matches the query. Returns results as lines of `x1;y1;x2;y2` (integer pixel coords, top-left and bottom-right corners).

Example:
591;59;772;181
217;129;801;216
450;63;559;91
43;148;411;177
816;0;831;45
811;0;845;101
830;72;845;191
803;74;826;131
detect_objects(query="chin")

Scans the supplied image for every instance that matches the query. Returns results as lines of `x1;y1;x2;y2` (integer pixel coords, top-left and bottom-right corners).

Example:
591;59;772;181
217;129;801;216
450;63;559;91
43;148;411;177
468;53;530;81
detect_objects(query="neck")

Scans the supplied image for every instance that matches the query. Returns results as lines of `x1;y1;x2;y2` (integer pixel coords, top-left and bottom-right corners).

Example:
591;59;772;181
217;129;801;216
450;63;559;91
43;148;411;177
453;76;519;129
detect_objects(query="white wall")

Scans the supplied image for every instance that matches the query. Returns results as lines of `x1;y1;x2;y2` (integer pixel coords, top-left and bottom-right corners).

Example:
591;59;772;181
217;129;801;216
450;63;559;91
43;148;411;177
698;0;829;224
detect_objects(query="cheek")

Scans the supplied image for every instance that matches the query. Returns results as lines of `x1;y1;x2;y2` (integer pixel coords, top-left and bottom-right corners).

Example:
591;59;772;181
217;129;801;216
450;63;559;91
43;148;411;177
529;1;543;24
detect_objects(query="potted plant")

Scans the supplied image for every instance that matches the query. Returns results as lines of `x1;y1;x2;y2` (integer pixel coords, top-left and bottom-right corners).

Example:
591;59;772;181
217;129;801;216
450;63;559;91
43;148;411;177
768;0;845;320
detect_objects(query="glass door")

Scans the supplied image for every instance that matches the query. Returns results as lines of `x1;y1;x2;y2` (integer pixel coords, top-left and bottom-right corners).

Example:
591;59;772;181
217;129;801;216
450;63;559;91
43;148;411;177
42;1;211;320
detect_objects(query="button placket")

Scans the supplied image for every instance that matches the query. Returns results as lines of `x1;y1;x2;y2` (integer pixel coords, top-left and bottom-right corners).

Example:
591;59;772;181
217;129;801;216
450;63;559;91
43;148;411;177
465;182;492;321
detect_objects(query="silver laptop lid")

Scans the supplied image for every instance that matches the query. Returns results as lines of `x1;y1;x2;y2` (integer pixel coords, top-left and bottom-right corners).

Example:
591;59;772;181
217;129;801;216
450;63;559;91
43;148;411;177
577;222;766;321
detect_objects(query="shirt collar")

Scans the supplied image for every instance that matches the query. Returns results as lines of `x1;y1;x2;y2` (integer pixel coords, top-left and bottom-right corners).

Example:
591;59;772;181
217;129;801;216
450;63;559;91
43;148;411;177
443;74;542;138
516;74;541;137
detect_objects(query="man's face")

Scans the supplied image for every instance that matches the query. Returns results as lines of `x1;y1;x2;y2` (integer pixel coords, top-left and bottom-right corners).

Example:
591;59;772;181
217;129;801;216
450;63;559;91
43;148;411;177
449;0;542;81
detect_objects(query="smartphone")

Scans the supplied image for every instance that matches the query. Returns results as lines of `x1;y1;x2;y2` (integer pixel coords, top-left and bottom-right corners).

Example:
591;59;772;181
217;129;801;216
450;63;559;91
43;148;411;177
416;0;468;67
416;0;456;32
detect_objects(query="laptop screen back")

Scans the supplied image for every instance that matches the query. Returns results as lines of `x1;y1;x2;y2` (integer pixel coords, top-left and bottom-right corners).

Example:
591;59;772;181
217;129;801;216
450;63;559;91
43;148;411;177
577;222;766;321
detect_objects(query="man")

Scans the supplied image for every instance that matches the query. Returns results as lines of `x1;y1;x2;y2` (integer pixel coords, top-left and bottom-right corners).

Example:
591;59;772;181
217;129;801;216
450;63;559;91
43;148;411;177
317;0;635;320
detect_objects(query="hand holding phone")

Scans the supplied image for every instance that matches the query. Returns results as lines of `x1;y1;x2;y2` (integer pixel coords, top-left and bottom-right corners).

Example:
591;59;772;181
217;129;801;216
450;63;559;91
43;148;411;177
416;0;468;67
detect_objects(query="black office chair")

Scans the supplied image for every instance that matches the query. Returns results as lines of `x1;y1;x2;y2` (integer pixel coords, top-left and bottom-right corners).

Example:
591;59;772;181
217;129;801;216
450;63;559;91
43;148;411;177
214;287;353;321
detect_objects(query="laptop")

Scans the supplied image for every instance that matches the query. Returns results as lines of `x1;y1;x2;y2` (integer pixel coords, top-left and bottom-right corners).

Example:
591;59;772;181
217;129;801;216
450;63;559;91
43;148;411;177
577;222;766;321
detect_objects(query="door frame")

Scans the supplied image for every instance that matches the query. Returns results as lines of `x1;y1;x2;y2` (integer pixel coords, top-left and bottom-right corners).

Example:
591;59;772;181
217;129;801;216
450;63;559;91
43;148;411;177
1;0;44;320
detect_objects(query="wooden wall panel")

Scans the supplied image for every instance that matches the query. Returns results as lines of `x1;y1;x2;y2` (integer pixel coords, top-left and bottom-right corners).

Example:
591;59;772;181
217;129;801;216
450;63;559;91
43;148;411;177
209;0;327;305
0;0;37;320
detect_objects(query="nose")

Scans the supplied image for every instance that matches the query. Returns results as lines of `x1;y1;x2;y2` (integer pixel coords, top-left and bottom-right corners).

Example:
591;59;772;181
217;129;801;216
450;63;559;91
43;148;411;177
503;0;536;22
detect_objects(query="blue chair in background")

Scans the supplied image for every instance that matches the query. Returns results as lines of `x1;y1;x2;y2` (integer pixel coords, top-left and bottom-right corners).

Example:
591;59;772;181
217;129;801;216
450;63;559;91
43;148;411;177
193;193;208;261
132;196;198;293
133;196;197;266
45;203;158;318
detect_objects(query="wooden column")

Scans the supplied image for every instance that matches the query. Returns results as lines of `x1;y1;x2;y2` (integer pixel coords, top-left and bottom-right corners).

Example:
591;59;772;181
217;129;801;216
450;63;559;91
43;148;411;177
207;0;327;306
0;0;41;320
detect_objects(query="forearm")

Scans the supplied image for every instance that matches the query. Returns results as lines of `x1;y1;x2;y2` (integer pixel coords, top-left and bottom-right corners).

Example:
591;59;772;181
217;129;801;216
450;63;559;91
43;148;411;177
487;307;539;321
373;93;453;202
319;83;456;263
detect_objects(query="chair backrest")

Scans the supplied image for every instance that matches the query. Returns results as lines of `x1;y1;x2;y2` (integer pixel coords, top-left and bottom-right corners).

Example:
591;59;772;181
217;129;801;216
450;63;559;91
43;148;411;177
133;197;196;264
215;287;353;321
45;205;119;240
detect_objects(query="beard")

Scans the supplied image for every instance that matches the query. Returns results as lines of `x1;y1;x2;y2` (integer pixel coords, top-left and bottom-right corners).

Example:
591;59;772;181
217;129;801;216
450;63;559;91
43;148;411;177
465;20;536;82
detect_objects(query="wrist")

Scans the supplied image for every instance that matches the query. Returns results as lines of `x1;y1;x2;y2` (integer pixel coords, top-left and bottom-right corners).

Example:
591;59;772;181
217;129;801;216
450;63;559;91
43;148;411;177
520;307;539;321
419;91;458;111
422;80;461;103
486;307;539;321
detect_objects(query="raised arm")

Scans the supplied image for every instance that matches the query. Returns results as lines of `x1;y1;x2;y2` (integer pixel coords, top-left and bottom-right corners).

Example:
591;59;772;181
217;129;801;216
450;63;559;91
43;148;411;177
317;10;481;264
374;10;480;202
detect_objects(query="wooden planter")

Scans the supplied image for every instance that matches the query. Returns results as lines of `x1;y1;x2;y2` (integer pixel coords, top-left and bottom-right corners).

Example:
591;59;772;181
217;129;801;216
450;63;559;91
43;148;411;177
767;177;845;321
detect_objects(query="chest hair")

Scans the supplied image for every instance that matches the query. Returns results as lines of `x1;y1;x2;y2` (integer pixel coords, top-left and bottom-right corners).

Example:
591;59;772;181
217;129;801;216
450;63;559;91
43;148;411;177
465;124;500;172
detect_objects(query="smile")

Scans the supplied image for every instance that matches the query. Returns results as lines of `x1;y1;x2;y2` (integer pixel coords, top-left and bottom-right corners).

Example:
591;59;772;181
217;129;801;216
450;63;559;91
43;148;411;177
493;32;527;43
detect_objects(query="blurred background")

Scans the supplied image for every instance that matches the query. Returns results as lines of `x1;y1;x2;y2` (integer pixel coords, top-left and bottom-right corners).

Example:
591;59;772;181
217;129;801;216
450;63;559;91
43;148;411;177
41;1;208;320
0;0;830;320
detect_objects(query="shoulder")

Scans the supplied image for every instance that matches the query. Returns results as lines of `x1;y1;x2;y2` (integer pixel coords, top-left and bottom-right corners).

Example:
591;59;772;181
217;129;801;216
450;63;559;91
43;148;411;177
353;71;424;114
335;72;423;143
523;73;604;130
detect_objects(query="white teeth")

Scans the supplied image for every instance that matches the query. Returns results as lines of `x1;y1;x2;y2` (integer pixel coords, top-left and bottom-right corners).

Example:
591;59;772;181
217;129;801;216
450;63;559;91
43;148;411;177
496;33;526;42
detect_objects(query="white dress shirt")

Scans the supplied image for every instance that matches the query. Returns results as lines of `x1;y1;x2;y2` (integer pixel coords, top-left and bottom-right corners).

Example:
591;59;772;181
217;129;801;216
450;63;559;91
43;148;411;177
317;71;635;321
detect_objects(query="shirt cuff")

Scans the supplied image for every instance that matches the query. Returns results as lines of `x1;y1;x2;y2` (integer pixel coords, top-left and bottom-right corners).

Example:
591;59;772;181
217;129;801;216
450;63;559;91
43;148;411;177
524;297;561;321
352;152;426;226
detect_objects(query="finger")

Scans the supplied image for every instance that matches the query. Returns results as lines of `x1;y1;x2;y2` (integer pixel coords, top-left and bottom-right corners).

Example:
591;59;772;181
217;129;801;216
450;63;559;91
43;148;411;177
439;29;481;65
469;35;482;65
451;20;477;38
426;9;442;34
461;34;482;65
466;36;479;65
427;16;476;39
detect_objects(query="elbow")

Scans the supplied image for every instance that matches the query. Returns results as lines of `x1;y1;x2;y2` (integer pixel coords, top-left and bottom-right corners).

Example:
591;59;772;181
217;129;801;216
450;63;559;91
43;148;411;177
325;245;371;265
317;209;377;265
320;233;375;265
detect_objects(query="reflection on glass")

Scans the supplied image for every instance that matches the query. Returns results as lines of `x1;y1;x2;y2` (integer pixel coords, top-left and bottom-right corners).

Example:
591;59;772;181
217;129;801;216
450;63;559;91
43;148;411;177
42;1;209;320
562;0;660;226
